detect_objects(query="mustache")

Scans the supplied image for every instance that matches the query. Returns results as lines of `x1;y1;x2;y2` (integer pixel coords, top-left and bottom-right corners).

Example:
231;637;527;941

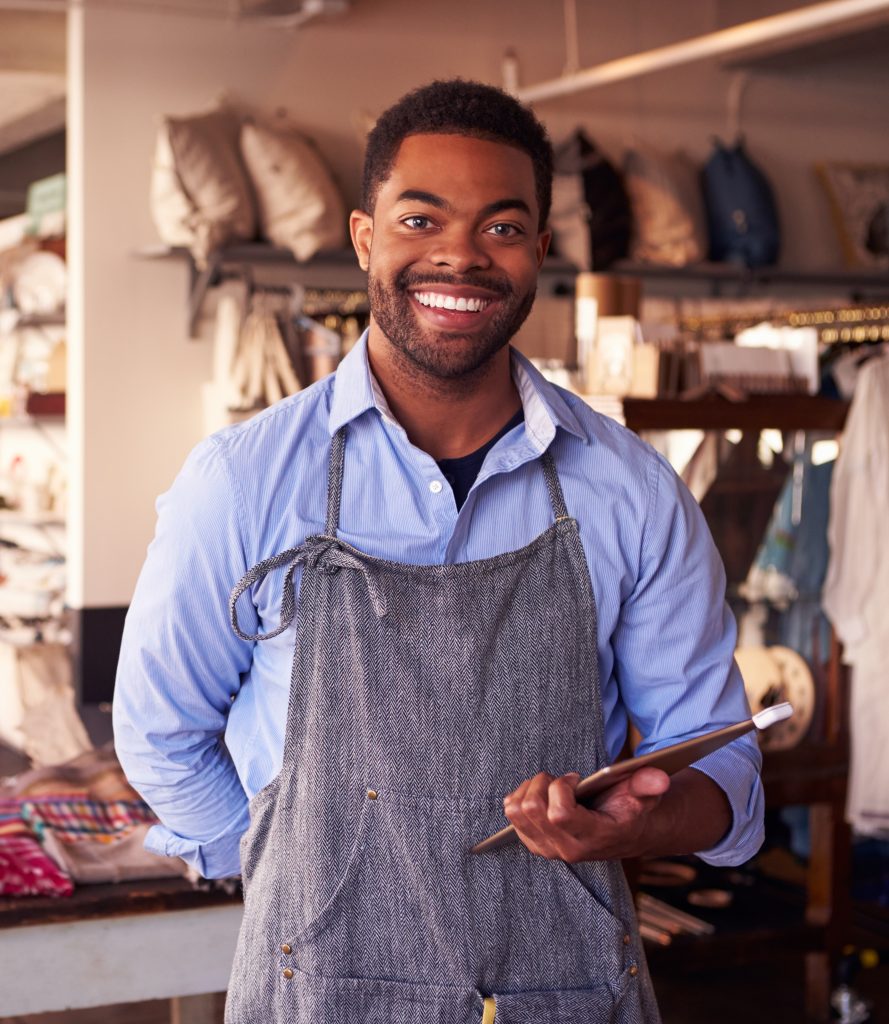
395;268;514;298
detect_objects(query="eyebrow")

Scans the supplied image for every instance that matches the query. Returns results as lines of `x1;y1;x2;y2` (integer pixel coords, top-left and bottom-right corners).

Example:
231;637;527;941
394;191;533;220
395;190;453;211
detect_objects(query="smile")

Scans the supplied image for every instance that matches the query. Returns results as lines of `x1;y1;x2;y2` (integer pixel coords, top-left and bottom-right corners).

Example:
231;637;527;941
412;291;491;313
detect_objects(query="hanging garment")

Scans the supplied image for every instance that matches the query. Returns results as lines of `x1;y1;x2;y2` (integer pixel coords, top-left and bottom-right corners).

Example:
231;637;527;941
224;429;660;1024
823;354;889;836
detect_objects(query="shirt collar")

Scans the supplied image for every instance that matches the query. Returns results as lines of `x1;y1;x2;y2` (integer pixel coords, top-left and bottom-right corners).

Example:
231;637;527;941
328;329;587;448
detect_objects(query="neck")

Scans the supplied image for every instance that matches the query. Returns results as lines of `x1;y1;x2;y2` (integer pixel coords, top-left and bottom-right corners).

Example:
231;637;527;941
366;326;521;461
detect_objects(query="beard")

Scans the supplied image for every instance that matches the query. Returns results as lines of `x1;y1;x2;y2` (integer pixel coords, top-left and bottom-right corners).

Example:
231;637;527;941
367;266;537;382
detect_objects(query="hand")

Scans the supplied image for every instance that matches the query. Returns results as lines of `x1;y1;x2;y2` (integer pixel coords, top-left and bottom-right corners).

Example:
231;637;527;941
502;768;670;863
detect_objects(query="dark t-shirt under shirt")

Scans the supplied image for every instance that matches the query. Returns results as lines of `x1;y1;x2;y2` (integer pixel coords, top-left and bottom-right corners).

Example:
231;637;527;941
435;408;525;511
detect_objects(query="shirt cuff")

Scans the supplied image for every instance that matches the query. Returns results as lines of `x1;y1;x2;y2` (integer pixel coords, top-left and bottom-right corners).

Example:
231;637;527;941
689;742;765;867
144;809;248;879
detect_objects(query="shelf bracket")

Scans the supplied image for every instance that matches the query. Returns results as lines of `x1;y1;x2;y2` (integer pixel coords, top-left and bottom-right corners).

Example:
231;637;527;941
187;253;222;339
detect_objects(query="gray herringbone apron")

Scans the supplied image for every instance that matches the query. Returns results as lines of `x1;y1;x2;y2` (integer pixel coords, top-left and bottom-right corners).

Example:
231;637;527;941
225;428;660;1023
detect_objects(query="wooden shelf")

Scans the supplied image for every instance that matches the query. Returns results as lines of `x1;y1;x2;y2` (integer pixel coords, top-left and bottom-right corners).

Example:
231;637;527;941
622;395;850;433
0;877;238;931
611;259;889;294
14;312;66;329
139;241;889;337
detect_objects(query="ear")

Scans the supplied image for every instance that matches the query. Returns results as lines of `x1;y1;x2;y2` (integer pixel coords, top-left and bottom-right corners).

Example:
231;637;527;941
535;229;552;267
350;209;374;271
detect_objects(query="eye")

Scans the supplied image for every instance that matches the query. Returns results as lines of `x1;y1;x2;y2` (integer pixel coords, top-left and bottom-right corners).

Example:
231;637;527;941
401;215;433;230
486;222;523;238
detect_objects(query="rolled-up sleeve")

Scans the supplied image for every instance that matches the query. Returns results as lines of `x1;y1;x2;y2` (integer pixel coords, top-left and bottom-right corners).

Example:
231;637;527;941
113;435;257;878
613;452;764;866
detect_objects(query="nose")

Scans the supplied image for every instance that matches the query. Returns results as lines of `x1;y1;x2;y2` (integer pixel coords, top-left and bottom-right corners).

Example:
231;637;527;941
428;227;491;274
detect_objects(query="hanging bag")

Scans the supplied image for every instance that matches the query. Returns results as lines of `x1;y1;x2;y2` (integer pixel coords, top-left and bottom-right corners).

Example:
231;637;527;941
550;129;632;270
701;137;780;268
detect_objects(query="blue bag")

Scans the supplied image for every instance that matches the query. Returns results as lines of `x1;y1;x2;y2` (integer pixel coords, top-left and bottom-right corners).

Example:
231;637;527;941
702;137;780;268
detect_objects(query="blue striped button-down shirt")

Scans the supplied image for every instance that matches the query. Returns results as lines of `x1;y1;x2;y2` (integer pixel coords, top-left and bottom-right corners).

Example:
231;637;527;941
113;332;764;878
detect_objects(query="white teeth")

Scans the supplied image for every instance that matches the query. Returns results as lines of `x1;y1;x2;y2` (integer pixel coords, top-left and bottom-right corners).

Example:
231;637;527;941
413;292;489;313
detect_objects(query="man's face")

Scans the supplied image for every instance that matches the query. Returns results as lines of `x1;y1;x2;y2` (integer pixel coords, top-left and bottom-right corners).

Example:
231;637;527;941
351;133;550;381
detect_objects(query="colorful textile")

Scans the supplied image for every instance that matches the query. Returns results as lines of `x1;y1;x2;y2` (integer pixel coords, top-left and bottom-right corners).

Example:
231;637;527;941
0;799;73;897
20;798;158;845
12;796;183;885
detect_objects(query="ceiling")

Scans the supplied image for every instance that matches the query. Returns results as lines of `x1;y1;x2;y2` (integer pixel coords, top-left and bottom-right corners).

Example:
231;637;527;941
2;0;889;157
0;0;348;155
0;9;65;157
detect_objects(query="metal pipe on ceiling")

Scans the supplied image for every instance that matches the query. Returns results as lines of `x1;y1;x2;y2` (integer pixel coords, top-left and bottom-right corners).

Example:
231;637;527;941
0;0;346;22
511;0;889;104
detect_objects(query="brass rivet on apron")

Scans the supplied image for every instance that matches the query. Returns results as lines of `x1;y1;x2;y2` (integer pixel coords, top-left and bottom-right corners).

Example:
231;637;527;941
282;968;294;979
628;965;639;977
366;789;378;800
281;943;292;955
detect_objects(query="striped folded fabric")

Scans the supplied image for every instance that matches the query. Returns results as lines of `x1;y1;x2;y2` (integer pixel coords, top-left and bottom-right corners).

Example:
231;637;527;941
21;797;159;845
19;796;184;885
0;798;74;897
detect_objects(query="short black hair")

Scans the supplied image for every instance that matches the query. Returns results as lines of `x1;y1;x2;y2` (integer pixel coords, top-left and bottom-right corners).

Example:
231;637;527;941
361;79;553;230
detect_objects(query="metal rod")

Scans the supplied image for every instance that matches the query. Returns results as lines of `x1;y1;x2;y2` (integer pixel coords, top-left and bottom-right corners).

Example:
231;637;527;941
515;0;889;103
563;0;581;74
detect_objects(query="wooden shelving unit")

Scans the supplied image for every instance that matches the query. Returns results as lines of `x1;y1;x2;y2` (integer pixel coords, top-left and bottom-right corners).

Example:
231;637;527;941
623;394;851;433
625;396;851;1023
139;242;889;338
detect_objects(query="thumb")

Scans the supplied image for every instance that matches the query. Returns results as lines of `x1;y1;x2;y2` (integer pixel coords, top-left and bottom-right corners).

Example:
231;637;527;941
628;767;670;799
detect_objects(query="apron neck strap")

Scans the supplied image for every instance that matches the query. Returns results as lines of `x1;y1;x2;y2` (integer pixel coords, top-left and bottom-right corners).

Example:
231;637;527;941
541;447;570;522
325;427;347;536
324;429;571;534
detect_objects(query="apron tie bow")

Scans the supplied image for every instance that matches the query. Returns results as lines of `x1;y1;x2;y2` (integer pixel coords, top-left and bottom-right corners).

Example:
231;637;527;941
229;535;387;642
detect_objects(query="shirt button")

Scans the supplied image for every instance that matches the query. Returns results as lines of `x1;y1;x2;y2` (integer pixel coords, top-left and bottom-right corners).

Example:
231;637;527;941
628;965;639;978
281;943;292;955
429;480;443;494
282;968;294;979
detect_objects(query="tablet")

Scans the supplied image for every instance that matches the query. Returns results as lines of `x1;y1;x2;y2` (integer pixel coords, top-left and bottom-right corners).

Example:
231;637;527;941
470;702;792;854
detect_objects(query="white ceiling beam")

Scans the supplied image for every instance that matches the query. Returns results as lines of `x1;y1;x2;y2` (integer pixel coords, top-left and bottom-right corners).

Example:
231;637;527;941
512;0;889;104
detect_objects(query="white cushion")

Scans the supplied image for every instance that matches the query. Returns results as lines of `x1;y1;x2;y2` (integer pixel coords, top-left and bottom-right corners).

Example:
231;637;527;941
240;120;345;262
150;107;256;265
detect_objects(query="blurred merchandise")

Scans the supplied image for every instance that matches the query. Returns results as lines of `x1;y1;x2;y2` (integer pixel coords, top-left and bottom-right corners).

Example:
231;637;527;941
0;643;87;766
702;138;780;268
240;116;346;261
25;174;66;240
623;144;708;267
550;129;632;271
10;251;66;317
150;103;346;267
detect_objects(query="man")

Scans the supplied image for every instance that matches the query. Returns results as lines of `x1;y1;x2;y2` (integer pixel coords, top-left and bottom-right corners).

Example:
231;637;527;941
114;80;763;1024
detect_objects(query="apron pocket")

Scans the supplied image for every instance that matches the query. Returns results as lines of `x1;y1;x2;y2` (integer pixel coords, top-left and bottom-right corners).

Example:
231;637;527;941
552;857;633;939
281;962;482;1024
282;791;480;984
285;794;373;945
493;967;637;1024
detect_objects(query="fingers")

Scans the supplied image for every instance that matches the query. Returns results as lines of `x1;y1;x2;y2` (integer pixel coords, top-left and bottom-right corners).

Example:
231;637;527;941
547;772;582;825
503;767;672;862
503;771;585;859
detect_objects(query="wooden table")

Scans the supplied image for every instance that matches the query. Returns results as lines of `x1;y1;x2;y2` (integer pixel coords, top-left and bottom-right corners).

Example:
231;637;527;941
0;879;243;1019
